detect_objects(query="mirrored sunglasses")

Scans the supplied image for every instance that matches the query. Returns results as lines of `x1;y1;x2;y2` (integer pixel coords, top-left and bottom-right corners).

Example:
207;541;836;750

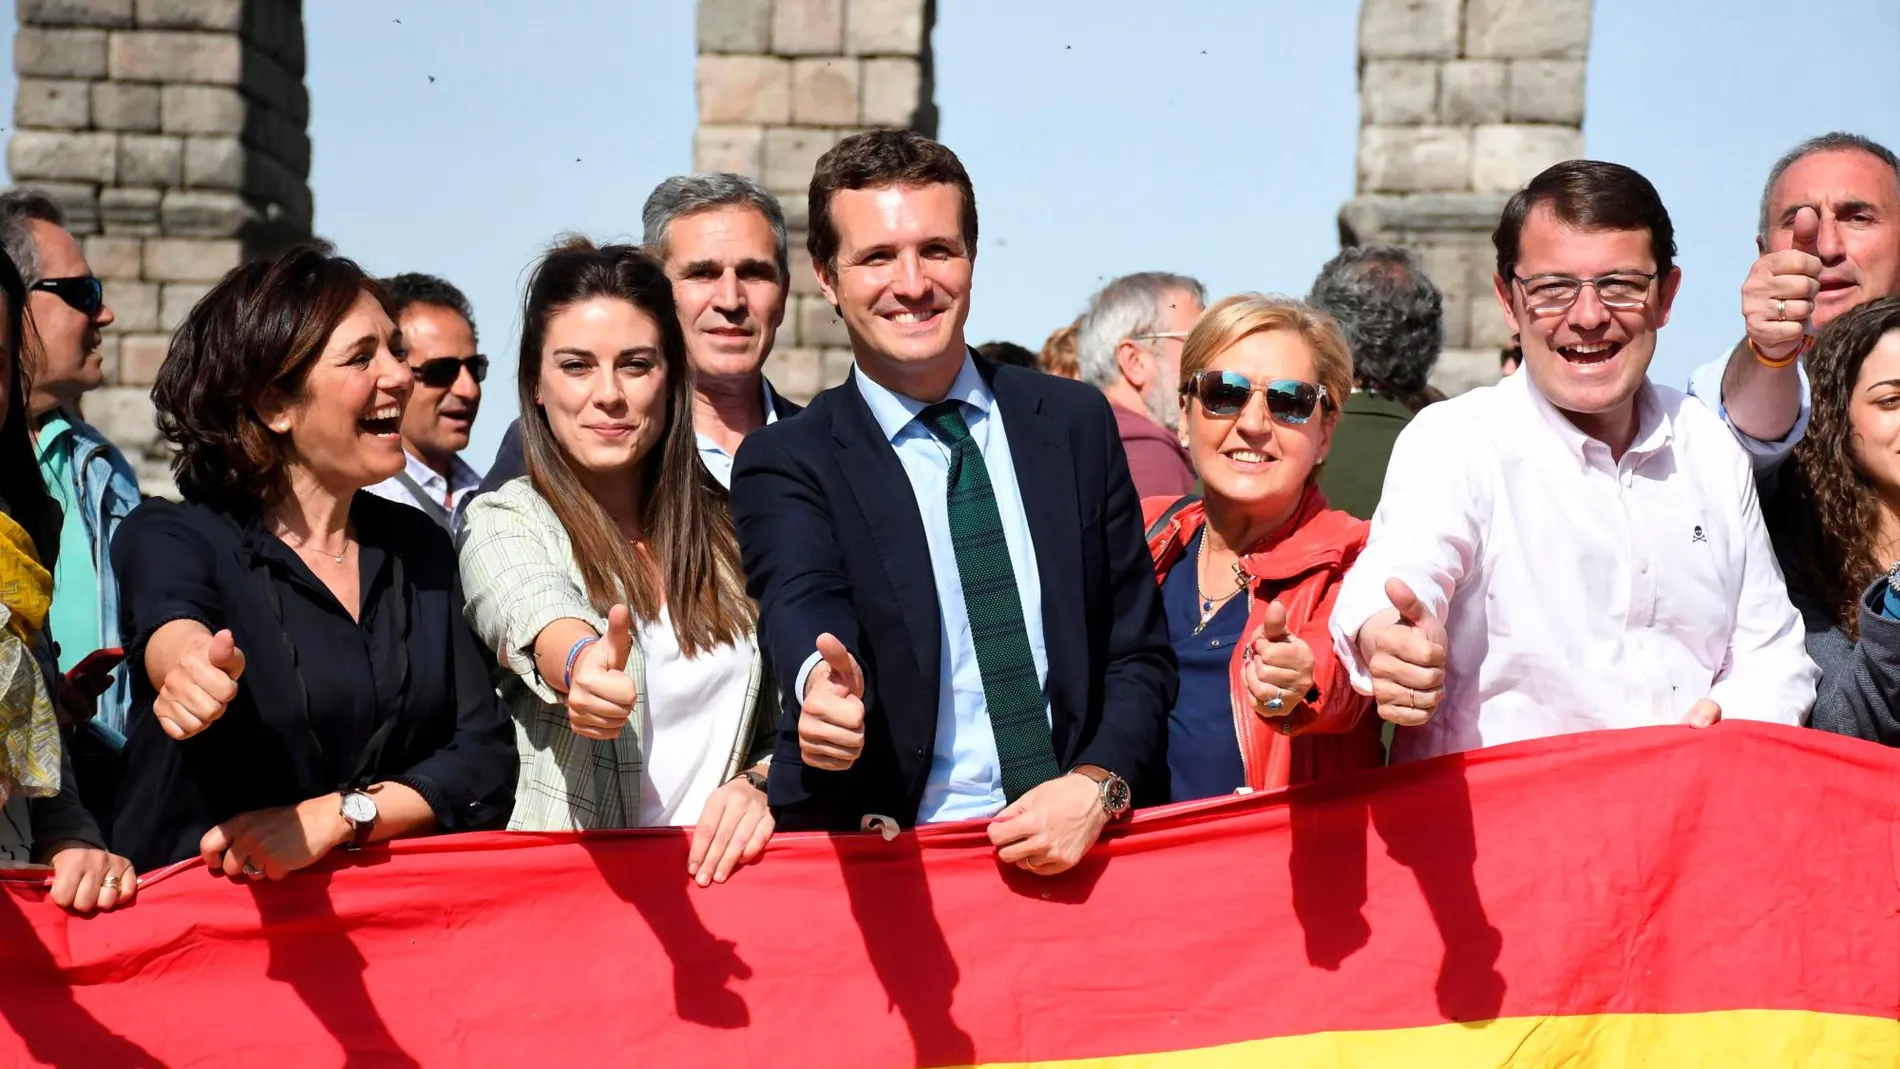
1185;371;1328;424
31;275;103;318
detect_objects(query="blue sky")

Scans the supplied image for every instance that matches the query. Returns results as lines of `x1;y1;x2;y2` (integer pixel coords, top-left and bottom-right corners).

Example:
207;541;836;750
3;0;1896;467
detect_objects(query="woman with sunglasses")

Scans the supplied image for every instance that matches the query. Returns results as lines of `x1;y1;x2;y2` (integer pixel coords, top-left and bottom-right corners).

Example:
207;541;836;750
108;247;515;874
459;240;777;887
1767;296;1900;745
1142;294;1382;801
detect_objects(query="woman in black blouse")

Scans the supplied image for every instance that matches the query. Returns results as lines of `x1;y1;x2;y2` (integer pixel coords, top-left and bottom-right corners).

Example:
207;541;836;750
109;247;514;873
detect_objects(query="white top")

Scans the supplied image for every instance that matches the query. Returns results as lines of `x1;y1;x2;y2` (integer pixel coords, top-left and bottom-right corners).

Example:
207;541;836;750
1330;371;1818;764
635;606;752;827
1686;350;1812;473
364;449;484;532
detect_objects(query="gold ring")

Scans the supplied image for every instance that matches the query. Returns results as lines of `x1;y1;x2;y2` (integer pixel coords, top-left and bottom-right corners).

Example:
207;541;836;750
101;875;119;890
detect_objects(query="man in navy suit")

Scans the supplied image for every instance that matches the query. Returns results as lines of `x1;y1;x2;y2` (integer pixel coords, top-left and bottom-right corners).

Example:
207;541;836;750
731;130;1176;875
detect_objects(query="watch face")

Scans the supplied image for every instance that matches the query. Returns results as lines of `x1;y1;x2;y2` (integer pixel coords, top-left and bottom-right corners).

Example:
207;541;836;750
341;792;377;824
1103;776;1132;815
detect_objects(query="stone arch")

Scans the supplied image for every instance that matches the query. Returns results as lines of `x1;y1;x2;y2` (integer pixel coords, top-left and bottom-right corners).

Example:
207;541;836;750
7;0;1593;489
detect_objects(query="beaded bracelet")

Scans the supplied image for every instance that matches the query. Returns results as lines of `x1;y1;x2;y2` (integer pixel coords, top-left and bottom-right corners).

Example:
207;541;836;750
563;635;600;692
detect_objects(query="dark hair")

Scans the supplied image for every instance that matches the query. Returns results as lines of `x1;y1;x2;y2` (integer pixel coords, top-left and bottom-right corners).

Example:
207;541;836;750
1493;160;1676;286
516;238;751;655
1307;243;1443;395
154;246;391;510
808;129;977;277
382;272;477;344
0;246;58;563
976;340;1037;369
1768;295;1900;638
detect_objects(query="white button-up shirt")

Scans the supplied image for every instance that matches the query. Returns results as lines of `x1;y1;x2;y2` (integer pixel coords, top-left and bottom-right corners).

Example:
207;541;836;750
365;449;483;533
1330;371;1817;764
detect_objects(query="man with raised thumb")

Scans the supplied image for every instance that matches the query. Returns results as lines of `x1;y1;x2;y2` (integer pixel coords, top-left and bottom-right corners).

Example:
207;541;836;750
797;633;865;771
1352;580;1448;728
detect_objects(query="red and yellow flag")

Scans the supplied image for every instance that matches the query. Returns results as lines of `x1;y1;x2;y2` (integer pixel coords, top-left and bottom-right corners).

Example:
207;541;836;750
2;721;1896;1067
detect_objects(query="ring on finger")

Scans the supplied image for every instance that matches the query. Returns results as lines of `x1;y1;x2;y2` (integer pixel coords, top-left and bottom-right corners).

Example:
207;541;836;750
241;859;262;878
1265;686;1284;712
1775;298;1787;321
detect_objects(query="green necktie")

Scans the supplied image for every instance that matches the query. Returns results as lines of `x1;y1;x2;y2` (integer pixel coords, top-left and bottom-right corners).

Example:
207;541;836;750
918;400;1059;802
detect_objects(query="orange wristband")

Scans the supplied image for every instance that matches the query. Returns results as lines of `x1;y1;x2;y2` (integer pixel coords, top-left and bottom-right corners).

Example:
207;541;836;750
1749;334;1810;370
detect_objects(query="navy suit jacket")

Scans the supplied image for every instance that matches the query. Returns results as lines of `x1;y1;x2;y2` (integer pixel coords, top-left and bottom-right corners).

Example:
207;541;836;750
730;356;1177;831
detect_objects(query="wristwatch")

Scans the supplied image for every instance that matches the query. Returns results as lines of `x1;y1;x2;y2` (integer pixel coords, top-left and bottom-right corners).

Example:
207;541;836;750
339;790;378;851
733;768;768;793
1074;766;1132;820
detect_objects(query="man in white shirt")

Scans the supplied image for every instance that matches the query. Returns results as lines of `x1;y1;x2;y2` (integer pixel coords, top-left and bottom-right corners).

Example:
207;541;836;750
365;273;484;531
1331;160;1818;762
1687;132;1900;470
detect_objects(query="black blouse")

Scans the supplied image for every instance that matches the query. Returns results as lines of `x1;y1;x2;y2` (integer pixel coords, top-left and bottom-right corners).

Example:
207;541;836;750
108;492;514;870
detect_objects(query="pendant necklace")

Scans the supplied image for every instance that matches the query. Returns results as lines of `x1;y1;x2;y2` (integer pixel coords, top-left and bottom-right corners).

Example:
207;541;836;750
1193;534;1249;636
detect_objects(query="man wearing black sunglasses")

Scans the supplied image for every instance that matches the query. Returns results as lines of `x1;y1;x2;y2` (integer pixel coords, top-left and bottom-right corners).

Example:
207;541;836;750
363;273;486;532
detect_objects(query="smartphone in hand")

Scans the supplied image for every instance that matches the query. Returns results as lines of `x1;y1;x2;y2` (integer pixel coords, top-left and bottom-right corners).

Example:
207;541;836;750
64;646;125;701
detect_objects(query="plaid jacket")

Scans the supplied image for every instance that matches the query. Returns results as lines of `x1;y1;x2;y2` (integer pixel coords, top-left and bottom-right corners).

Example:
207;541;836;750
458;477;775;831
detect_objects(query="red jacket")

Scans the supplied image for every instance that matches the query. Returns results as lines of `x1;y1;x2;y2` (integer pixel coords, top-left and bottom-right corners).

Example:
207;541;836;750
1142;486;1384;792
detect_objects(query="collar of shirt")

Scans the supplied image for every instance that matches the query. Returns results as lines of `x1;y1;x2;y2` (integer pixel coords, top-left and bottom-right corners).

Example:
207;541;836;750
33;410;75;466
852;350;991;443
403;449;481;500
692;374;782;460
1513;366;1674;472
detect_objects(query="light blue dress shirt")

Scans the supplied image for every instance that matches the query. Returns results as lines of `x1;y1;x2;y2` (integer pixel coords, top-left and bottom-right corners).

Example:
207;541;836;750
693;375;782;488
795;353;1052;822
1686;352;1811;474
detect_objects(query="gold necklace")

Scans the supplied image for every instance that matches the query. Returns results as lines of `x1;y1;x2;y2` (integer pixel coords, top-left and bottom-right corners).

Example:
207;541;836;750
279;525;350;565
1193;533;1249;636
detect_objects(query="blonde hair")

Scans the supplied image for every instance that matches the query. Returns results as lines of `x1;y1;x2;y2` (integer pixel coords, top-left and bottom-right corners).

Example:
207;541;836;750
1038;319;1080;379
1179;293;1354;417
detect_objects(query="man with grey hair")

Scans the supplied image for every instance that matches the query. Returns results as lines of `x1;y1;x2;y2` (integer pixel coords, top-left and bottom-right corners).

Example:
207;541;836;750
1075;271;1204;499
1306;243;1445;519
1689;131;1900;469
0;188;138;747
480;172;800;493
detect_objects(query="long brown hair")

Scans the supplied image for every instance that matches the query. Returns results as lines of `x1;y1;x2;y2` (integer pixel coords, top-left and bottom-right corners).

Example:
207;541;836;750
1767;295;1900;638
515;237;751;655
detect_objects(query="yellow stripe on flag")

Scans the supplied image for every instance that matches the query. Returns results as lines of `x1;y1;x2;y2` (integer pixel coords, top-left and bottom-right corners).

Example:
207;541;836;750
967;1010;1900;1069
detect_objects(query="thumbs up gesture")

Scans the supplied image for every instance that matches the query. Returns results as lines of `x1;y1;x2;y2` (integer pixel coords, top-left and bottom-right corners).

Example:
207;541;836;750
156;628;246;740
565;604;638;741
799;633;866;771
1742;204;1824;361
1355;578;1449;727
1244;601;1315;720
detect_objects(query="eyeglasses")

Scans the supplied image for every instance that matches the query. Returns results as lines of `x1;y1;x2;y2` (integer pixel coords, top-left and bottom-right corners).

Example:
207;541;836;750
1128;331;1190;344
31;276;103;317
412;354;488;388
1184;370;1328;424
1512;272;1658;315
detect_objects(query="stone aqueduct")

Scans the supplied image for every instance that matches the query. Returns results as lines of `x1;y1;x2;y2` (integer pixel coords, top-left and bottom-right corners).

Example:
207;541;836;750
7;0;1592;493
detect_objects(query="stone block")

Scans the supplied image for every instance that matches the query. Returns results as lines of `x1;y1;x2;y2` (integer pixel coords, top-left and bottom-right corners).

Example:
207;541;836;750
1338;192;1511;242
1360;60;1437;125
761;345;823;403
845;0;926;55
788;240;823;295
1409;238;1476;301
15;28;109;79
820;346;855;387
693;124;765;178
696;54;792;125
763;127;838;192
697;0;772;53
91;82;162;131
159;280;212;330
1439;60;1506;124
21;0;133;27
1468;292;1516;349
1471;123;1582;192
1438;285;1472;347
117;332;170;385
160;84;244;134
84;234;144;279
1359;0;1461;59
161;188;254;236
859;56;921;127
1507;59;1586;124
143;236;240;281
1428;348;1501;398
93;333;121;381
774;0;844;54
792;57;860;125
117;133;183;185
797;294;852;347
1357;125;1470;193
15;78;93;129
9;130;118;183
108;30;241;83
181;135;243;189
82;386;163;456
102;278;159;331
1464;0;1594;59
99;186;161;234
780;195;809;232
30;183;101;235
134;0;242;30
